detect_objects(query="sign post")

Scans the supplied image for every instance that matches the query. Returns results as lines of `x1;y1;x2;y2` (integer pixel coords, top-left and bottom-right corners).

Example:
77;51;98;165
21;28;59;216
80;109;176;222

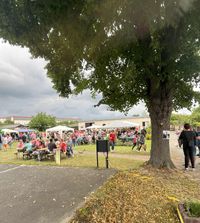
55;149;61;165
96;140;109;168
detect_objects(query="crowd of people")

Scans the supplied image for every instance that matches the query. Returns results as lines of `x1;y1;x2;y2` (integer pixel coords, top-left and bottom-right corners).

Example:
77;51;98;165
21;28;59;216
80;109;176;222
0;127;148;158
2;124;200;172
0;134;14;150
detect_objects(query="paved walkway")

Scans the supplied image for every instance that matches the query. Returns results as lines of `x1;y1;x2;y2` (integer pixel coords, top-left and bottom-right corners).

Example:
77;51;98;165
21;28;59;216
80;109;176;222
170;131;200;183
0;165;116;223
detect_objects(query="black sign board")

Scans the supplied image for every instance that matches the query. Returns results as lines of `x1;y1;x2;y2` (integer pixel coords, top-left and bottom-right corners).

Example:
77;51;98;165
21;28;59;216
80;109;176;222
96;140;109;152
96;140;109;168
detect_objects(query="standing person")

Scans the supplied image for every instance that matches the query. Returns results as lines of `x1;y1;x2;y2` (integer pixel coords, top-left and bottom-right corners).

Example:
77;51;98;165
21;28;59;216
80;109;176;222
109;130;116;151
0;133;2;150
92;132;96;144
66;137;74;157
137;132;146;151
141;128;147;137
196;131;200;157
132;131;138;150
179;123;196;171
71;133;76;147
2;135;9;151
7;135;13;149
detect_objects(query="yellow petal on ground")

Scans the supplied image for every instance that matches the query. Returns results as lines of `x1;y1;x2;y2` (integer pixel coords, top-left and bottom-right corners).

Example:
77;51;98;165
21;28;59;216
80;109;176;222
130;173;141;177
140;176;153;180
167;196;180;202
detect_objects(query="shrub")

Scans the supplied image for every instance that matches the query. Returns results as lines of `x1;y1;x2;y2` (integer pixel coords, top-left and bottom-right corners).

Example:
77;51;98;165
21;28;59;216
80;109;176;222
146;133;152;140
185;200;200;218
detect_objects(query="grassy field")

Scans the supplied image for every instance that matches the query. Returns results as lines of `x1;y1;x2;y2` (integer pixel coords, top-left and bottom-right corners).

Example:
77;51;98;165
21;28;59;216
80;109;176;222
0;142;145;170
75;140;151;155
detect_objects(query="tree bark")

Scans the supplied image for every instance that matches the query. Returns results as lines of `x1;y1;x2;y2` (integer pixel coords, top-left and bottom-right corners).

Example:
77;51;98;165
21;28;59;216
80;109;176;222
146;79;176;168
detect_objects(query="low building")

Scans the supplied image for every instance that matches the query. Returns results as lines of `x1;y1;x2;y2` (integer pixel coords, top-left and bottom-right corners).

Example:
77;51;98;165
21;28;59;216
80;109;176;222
78;116;150;130
0;116;33;125
0;116;80;126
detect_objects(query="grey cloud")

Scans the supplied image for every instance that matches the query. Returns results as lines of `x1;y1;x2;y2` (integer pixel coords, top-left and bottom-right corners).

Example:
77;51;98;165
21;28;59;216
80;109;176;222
0;39;147;119
0;40;55;98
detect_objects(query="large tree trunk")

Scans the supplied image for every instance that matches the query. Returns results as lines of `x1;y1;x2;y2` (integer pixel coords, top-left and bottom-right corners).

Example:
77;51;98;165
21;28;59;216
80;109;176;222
146;79;175;168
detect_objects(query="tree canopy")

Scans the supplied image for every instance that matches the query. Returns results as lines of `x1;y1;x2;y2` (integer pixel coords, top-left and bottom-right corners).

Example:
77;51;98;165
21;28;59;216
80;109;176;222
0;0;199;111
0;0;200;167
29;112;56;131
170;113;191;127
170;106;200;128
191;106;200;127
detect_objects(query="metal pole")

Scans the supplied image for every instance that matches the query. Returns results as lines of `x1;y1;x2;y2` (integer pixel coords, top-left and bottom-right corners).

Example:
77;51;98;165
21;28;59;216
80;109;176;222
96;152;99;168
106;151;109;168
96;141;99;168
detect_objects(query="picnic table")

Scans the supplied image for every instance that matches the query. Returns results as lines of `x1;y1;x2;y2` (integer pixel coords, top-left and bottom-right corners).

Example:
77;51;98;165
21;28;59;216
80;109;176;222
14;148;54;161
14;148;65;165
32;148;54;161
14;149;25;159
119;136;134;143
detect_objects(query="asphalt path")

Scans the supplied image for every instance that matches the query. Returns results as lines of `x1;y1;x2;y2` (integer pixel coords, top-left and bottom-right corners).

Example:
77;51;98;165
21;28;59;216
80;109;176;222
0;164;116;223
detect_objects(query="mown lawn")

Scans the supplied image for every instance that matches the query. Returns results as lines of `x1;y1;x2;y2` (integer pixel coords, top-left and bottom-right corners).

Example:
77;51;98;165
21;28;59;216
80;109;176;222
0;143;144;170
71;168;200;223
75;140;151;155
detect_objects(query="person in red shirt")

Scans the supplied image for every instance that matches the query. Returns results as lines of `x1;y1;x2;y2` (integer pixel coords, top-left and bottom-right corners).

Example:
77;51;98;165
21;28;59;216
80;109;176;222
109;130;116;151
60;139;67;153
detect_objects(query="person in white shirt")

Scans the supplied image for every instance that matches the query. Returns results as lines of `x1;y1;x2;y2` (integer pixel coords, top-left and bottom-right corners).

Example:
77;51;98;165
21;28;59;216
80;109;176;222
2;135;9;151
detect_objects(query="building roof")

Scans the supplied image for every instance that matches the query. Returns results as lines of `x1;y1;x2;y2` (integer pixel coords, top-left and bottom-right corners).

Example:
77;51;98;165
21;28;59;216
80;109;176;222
80;116;150;123
0;124;28;129
13;116;32;120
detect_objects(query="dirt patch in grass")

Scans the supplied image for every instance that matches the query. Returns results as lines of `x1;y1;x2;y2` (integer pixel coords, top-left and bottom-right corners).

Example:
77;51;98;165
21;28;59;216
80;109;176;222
70;167;200;223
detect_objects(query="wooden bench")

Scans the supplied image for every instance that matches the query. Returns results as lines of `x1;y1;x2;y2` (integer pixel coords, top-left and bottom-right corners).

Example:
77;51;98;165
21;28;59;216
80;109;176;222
14;152;22;159
23;152;32;160
14;152;18;159
31;152;54;161
47;153;55;160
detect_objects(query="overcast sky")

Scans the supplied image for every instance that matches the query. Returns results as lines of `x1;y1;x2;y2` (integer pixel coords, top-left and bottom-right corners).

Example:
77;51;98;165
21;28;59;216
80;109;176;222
0;39;149;120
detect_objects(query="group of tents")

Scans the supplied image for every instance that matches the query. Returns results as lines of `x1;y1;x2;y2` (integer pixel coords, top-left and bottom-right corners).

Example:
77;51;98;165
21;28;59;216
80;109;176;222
44;121;140;137
0;125;74;135
0;128;36;134
0;121;140;135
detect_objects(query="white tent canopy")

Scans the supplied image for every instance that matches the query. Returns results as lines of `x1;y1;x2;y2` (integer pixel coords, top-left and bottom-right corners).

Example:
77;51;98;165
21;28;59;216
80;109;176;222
46;125;74;139
86;124;102;129
46;125;74;132
100;121;140;129
1;129;18;133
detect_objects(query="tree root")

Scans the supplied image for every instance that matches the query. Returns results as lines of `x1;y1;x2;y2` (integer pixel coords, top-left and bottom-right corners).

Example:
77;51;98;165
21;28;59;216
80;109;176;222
146;159;176;169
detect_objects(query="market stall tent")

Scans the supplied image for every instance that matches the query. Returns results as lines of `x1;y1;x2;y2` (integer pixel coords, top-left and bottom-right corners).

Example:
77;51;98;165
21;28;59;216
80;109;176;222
86;124;102;129
1;129;18;133
100;121;140;129
46;125;74;132
16;129;36;133
46;125;74;138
